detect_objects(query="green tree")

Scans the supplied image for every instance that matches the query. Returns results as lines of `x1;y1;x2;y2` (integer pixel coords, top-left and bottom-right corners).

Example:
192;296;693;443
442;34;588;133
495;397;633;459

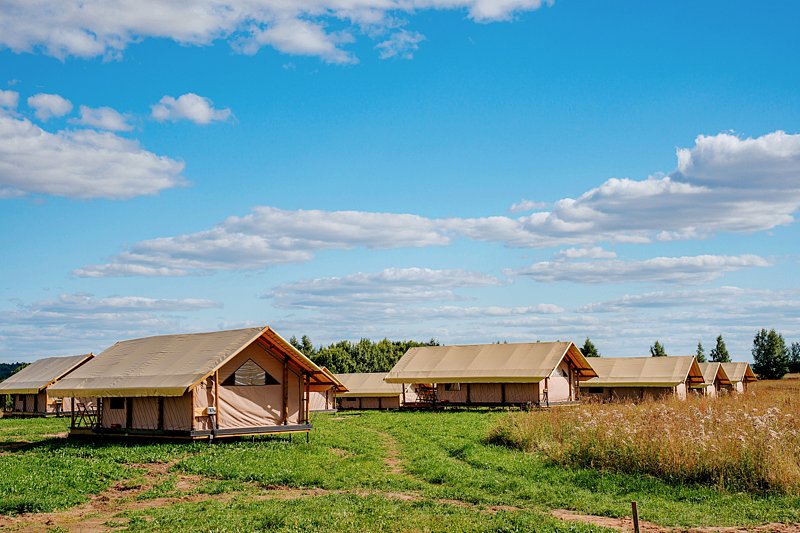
580;338;600;357
789;342;800;374
650;341;667;357
299;336;439;374
709;335;731;363
695;341;706;363
751;329;789;380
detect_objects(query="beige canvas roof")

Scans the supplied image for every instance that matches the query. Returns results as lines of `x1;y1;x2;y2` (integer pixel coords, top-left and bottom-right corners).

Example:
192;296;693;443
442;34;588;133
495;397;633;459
721;362;757;383
336;373;402;398
579;356;704;388
50;326;334;398
0;353;93;394
384;342;597;384
695;362;731;387
309;367;348;393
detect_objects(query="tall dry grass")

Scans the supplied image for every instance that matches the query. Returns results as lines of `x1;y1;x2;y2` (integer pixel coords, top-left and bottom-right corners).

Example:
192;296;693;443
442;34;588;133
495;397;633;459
488;380;800;494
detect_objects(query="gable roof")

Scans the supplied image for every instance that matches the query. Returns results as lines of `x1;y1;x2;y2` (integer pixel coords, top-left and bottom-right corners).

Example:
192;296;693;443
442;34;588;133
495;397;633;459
309;367;348;393
721;362;757;383
579;356;704;388
384;342;597;384
0;354;94;394
50;327;334;398
696;362;731;387
336;373;402;398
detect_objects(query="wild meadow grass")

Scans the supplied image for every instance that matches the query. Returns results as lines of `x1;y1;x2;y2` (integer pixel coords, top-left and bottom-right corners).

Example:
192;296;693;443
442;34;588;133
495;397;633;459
1;400;799;530
488;380;800;494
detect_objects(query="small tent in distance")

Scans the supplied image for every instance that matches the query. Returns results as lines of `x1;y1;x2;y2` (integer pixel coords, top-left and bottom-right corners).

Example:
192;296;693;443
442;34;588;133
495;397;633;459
336;372;411;409
721;362;757;393
580;356;704;401
49;327;337;439
384;342;597;407
0;354;94;416
692;362;731;397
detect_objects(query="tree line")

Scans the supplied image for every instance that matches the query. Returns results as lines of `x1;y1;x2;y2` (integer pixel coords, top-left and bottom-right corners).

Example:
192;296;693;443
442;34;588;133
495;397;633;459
580;330;800;380
289;335;439;374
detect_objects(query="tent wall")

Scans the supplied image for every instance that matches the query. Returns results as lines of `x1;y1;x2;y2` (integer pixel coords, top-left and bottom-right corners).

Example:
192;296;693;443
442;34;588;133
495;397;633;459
215;342;302;430
547;359;573;403
100;393;193;431
339;395;400;410
309;390;336;412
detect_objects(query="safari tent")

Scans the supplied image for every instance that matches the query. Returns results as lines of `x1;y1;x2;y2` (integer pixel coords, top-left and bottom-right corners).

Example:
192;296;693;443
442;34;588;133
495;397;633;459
308;368;347;412
49;327;338;439
0;354;94;416
579;356;704;401
336;372;411;410
692;362;731;397
384;342;597;407
720;362;757;393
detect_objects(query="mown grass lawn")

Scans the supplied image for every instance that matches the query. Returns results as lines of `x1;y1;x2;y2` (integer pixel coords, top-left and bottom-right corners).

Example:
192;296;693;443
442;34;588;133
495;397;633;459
1;409;798;531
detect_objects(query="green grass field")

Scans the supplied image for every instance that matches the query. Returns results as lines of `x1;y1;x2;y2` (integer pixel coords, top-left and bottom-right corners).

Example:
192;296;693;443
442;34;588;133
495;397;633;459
1;408;798;531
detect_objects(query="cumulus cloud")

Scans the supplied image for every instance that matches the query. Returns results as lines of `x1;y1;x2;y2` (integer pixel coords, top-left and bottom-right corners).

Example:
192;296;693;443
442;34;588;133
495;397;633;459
268;267;502;309
0;113;185;199
554;247;616;260
27;93;73;120
151;93;232;125
0;293;222;361
508;199;547;213
515;254;771;284
0;90;18;108
75;130;800;275
71;105;132;131
0;1;550;64
376;30;424;60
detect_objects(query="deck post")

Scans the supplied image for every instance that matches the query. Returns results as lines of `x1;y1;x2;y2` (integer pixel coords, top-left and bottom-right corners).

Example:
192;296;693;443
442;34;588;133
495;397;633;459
378;397;383;410
282;357;289;425
214;372;220;428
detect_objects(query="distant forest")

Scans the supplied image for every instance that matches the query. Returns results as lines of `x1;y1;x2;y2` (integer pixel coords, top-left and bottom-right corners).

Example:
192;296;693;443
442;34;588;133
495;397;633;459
289;336;439;374
0;362;27;382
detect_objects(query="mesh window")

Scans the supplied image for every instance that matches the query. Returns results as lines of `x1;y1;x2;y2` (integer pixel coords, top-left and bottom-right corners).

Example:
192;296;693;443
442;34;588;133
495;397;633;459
109;397;125;409
222;359;279;386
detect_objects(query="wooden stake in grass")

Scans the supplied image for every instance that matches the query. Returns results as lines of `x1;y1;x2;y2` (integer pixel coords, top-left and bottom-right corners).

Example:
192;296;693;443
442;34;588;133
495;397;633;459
631;501;640;533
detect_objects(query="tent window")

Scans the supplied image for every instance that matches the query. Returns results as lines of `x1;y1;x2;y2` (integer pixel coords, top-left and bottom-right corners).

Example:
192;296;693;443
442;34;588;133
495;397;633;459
109;397;125;409
223;359;279;386
587;387;604;394
444;383;461;391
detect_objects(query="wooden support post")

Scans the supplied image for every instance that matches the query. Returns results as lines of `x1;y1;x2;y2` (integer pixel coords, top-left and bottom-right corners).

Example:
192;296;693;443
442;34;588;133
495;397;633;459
33;393;38;413
631;501;640;533
158;397;164;430
71;400;75;429
126;397;133;429
304;374;310;424
378;397;383;410
466;383;471;404
282;357;289;425
214;372;220;428
501;383;506;404
402;385;406;406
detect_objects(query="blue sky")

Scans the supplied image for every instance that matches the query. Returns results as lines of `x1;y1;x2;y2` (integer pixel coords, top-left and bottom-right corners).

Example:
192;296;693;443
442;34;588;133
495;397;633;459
1;0;799;363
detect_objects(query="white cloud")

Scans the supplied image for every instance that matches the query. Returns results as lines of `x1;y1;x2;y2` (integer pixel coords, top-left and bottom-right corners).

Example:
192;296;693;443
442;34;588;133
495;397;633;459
376;30;424;60
0;90;18;108
71;105;132;131
27;93;73;120
151;93;232;124
75;130;800;275
268;267;502;309
509;199;547;213
0;113;185;199
554;247;616;260
515;254;771;284
0;1;550;63
0;293;222;362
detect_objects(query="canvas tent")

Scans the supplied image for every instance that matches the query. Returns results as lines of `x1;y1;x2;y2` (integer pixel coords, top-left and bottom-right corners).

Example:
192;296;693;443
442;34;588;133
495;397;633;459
579;356;704;401
308;368;347;412
49;327;337;439
0;354;94;416
336;372;410;409
384;342;597;406
720;362;757;393
692;362;731;397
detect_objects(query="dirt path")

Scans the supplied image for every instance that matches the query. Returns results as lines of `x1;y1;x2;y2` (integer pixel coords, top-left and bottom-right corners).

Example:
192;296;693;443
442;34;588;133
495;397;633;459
379;431;404;475
551;509;799;533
